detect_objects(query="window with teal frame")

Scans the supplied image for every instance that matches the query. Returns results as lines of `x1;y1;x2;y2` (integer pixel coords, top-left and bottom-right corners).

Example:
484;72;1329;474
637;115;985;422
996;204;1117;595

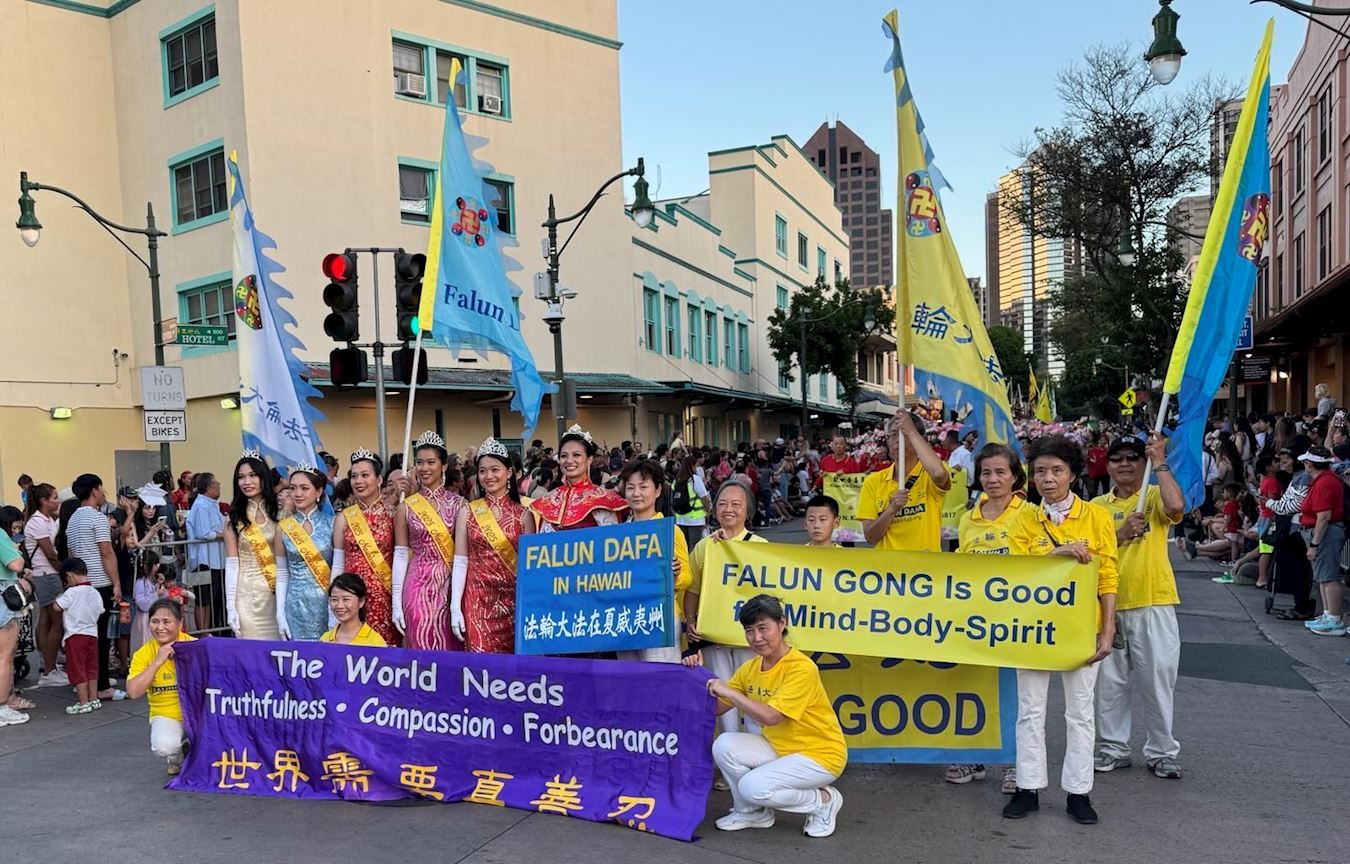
643;288;660;352
817;246;826;278
704;309;718;365
663;295;680;356
723;317;735;370
774;215;787;258
161;5;218;108
737;323;750;374
779;365;790;390
177;273;235;343
687;305;702;362
797;232;808;269
398;159;435;224
819;372;828;400
776;285;788;310
169;141;227;234
484;177;515;234
391;32;511;119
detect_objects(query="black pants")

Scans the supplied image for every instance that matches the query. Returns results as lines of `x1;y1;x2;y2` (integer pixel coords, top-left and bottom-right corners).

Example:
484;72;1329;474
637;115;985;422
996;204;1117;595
95;584;114;692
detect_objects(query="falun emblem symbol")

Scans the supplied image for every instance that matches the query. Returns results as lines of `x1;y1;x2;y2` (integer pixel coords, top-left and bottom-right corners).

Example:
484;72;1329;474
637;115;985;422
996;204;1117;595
905;170;942;238
451;196;491;247
1237;192;1270;262
234;274;263;330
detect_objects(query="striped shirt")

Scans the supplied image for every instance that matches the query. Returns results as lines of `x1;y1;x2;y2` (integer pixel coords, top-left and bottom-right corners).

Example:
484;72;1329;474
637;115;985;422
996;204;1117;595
67;505;112;588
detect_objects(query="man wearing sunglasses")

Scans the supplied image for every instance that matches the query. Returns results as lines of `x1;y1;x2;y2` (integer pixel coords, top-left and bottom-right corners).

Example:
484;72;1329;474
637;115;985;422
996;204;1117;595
1091;434;1186;781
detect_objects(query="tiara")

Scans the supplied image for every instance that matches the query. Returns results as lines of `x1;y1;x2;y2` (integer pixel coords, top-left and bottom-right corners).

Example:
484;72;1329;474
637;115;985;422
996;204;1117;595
288;459;318;475
241;447;262;460
414;430;446;449
478;437;509;460
564;424;593;445
351;447;378;464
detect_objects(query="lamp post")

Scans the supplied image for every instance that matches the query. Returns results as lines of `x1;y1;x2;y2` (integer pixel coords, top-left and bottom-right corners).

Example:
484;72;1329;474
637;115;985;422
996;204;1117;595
796;298;877;436
542;158;654;442
16;171;172;475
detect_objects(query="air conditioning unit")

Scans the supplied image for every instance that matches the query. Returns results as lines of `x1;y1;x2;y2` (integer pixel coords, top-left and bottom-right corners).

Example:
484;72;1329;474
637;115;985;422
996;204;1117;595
396;72;426;98
479;93;503;114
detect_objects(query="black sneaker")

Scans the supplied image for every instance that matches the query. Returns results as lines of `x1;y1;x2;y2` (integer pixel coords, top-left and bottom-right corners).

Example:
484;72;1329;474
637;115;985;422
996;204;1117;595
1066;793;1098;824
1002;789;1039;819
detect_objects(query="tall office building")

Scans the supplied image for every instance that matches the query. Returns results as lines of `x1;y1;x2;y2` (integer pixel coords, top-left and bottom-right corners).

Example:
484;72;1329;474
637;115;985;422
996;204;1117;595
983;191;1001;329
988;165;1081;378
803;121;894;288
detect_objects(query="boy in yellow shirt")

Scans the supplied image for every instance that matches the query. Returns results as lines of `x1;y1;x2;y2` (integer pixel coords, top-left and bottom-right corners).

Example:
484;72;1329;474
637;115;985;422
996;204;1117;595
708;594;846;838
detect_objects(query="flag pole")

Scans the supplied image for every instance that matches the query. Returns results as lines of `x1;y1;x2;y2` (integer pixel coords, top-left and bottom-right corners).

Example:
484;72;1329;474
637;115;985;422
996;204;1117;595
1133;390;1172;514
398;327;428;498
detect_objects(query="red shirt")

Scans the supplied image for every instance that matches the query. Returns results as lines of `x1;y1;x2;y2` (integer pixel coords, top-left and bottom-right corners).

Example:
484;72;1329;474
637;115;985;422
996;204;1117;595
1258;475;1281;519
1300;470;1345;527
1087;447;1108;479
820;453;861;475
1223;499;1240;534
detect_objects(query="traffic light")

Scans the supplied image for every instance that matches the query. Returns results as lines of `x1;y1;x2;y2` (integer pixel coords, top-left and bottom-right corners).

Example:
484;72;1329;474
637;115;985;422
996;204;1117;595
393;249;427;342
329;346;368;388
392;344;428;386
322;250;360;342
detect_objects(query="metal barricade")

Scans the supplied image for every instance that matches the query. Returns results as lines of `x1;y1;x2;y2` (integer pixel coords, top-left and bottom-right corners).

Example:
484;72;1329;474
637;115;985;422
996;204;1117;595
132;536;231;636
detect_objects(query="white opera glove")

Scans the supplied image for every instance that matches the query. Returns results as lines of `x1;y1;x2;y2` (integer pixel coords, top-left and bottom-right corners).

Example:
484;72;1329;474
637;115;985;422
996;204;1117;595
392;546;410;633
450;554;468;640
224;557;241;634
275;553;291;640
331;548;346;578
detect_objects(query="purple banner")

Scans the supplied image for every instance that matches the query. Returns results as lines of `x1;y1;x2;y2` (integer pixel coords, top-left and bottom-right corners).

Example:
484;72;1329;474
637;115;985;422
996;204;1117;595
169;639;716;840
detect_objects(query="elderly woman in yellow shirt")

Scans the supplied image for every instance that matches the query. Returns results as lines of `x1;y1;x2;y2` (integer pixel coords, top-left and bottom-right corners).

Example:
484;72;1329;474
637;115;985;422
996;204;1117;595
1002;435;1117;827
707;594;846;839
615;460;690;663
321;572;388;647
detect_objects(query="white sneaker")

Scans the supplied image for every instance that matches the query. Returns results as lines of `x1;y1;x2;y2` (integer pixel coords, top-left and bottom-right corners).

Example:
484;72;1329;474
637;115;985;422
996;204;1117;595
0;706;30;727
36;669;69;688
715;808;775;831
804;787;842;838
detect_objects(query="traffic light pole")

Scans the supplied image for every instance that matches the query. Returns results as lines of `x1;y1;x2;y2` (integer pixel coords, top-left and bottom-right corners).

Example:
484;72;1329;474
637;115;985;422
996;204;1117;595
346;247;405;464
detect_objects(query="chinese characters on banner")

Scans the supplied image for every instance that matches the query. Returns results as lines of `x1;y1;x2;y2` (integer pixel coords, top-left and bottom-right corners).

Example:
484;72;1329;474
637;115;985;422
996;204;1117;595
515;520;676;655
170;639;715;841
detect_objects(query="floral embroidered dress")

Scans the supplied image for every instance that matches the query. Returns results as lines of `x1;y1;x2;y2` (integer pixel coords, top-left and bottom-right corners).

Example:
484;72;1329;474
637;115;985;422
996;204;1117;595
280;507;335;641
404;485;465;651
464;493;528;653
529;479;628;532
342;502;399;647
236;501;279;640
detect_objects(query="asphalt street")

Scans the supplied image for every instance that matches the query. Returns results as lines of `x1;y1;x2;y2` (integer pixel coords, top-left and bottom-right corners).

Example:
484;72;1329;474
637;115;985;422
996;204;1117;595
4;523;1347;864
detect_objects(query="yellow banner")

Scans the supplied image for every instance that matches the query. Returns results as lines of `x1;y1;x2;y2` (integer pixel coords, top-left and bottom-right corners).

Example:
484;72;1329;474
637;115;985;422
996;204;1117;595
813;653;1013;762
940;466;968;534
821;472;867;536
699;541;1098;671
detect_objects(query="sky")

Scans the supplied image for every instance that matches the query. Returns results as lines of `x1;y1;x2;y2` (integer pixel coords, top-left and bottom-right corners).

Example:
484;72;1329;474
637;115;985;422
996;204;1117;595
618;0;1307;281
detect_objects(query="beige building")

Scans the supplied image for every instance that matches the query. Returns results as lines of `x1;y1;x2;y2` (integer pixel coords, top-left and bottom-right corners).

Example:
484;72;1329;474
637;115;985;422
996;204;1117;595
1;0;871;498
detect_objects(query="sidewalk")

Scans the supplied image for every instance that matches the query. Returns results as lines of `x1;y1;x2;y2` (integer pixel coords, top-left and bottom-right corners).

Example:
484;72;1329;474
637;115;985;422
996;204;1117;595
4;528;1347;864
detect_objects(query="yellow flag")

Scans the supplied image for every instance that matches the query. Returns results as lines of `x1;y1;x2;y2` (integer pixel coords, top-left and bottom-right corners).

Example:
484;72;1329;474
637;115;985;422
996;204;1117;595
885;11;1016;444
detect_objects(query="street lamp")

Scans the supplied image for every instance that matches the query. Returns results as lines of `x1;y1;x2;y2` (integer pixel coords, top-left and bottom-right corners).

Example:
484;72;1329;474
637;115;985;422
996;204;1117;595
16;170;172;474
796;297;876;436
541;157;653;441
1144;0;1186;85
1116;213;1136;267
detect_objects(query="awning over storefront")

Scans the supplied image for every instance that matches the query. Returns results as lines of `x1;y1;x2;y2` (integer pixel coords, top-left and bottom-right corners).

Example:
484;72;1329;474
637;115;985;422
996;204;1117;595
657;380;853;419
308;364;669;395
1254;271;1350;347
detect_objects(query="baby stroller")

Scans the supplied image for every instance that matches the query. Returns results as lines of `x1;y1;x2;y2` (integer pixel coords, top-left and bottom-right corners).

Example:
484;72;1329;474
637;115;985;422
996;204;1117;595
1265;513;1315;618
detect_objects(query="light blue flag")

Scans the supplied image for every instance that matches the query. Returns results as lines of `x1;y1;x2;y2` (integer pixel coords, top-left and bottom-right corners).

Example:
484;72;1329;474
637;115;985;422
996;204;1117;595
422;63;552;434
228;152;326;469
1164;23;1272;509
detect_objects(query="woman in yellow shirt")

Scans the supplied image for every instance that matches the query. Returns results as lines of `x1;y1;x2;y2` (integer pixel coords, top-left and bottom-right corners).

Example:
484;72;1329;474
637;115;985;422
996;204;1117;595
126;599;196;776
707;594;846;839
321;572;388;647
615;459;690;663
951;443;1028;789
1003;435;1117;827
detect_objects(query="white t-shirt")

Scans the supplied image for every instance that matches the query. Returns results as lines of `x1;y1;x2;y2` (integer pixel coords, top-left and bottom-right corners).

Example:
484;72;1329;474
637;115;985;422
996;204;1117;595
56;583;104;638
23;512;57;575
949;444;975;476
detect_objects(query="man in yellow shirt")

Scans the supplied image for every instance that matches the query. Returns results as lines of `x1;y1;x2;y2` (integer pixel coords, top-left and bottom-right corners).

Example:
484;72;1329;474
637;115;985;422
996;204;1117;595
857;411;951;552
1091;433;1185;780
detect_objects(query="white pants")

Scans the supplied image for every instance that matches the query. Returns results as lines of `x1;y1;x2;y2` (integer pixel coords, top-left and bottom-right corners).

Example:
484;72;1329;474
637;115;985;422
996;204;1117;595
704;645;759;735
150;716;185;763
1016;663;1098;795
712;733;836;814
616;646;681;664
1095;605;1180;762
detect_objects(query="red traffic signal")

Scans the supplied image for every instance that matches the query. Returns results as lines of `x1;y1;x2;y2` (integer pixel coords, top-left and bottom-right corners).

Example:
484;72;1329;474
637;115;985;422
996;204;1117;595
323;251;357;283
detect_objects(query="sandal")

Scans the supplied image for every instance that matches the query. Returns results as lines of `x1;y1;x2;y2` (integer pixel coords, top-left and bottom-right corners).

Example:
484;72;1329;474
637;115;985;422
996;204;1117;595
7;696;36;711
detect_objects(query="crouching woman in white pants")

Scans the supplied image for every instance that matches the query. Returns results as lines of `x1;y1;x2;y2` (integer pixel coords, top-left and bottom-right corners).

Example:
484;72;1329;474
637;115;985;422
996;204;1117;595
126;599;196;776
705;594;847;838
